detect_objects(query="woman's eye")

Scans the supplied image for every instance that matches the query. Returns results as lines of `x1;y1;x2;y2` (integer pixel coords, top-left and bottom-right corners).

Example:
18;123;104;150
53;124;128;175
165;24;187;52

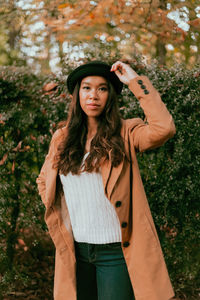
83;86;90;90
99;87;108;91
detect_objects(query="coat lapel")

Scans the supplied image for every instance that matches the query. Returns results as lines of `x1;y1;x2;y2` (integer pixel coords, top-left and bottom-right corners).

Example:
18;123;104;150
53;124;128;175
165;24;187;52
101;150;125;200
107;158;124;200
101;121;127;200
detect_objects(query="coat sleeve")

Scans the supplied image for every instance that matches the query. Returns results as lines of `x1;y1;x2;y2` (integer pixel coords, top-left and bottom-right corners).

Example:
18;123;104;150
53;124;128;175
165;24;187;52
127;75;176;152
36;129;61;205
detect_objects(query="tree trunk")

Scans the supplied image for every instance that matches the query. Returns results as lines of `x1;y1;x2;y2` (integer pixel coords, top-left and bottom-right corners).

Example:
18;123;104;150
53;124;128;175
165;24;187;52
155;0;167;65
155;38;167;65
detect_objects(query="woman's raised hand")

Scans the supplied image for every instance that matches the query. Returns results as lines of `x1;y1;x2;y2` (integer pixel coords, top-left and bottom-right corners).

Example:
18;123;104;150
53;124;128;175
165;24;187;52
111;61;138;85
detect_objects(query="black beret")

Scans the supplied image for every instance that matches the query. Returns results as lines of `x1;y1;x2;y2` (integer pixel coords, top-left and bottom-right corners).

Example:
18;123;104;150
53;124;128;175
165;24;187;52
66;61;123;95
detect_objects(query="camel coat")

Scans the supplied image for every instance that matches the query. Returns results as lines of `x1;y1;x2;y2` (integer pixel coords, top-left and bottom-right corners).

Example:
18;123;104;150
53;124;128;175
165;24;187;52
36;76;176;300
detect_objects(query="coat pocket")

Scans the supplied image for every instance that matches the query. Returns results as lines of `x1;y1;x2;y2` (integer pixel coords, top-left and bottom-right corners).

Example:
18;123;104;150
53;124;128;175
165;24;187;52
141;208;161;250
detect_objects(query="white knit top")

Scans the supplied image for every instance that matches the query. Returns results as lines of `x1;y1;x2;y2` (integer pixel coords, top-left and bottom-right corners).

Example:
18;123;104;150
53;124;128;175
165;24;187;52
59;153;122;244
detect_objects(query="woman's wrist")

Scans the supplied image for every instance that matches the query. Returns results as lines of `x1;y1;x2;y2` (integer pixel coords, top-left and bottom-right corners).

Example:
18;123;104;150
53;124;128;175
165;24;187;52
127;74;138;85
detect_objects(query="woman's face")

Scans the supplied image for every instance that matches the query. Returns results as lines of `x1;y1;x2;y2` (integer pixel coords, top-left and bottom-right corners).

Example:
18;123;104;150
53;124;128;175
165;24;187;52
79;76;109;119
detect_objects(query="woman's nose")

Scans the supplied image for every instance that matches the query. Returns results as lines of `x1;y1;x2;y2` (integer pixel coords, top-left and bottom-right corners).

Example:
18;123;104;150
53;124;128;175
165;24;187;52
89;89;98;99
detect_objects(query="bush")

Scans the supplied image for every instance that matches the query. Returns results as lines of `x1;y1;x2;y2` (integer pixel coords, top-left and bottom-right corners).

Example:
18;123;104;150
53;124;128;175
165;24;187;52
0;60;199;299
0;66;69;298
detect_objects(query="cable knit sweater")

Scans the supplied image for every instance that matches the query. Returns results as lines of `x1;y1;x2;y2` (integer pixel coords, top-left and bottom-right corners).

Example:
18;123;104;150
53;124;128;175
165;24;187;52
59;153;122;244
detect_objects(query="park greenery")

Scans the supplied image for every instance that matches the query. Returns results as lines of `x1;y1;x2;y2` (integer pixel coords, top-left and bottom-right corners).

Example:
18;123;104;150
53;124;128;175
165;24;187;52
0;51;200;298
0;0;200;299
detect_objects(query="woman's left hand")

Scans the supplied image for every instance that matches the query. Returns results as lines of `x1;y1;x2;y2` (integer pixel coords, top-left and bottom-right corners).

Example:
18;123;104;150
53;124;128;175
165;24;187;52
111;61;138;85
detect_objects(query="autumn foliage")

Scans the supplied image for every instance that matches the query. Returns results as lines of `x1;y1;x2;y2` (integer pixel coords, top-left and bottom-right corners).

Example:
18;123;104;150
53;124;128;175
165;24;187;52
0;0;199;73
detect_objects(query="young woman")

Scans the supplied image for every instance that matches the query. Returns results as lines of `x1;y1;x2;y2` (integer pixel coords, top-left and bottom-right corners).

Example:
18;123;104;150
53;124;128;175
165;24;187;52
36;60;176;300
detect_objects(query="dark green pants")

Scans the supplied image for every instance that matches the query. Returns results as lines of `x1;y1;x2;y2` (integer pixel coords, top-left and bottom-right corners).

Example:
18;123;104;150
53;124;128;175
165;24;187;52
75;241;135;300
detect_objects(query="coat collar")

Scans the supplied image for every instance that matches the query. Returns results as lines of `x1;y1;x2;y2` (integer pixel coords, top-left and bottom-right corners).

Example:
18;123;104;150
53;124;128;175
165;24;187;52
50;121;127;204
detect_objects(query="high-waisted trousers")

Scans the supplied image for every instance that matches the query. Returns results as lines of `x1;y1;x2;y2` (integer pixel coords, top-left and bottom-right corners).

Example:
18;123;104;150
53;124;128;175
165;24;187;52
75;241;135;300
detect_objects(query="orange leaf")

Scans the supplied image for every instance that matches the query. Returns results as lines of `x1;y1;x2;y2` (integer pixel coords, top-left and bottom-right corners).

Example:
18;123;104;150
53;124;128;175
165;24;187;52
0;153;8;165
12;160;15;173
20;145;30;152
194;72;200;78
43;82;58;92
90;12;95;19
60;93;67;98
188;18;200;28
13;141;22;152
85;35;92;40
18;239;26;246
146;15;152;22
30;134;36;141
107;36;115;41
58;3;69;9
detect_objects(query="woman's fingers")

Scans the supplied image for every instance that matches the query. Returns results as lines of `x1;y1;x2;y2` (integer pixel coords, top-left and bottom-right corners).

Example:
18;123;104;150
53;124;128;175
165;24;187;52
111;61;126;73
111;61;138;85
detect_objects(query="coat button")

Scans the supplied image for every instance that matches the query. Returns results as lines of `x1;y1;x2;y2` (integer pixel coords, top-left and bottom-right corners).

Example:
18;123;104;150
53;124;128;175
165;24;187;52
123;241;130;247
137;79;143;85
141;84;146;89
115;201;122;208
121;222;127;228
144;89;149;94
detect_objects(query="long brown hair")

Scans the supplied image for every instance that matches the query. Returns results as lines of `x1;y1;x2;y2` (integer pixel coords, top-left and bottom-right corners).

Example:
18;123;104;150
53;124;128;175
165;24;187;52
54;79;125;175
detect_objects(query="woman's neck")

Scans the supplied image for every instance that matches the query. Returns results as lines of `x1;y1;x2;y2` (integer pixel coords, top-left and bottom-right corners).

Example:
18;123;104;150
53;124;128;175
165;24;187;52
87;117;98;138
84;117;98;153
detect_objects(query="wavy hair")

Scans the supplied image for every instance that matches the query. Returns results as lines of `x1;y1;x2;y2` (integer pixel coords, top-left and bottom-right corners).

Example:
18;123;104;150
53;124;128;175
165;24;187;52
54;79;125;175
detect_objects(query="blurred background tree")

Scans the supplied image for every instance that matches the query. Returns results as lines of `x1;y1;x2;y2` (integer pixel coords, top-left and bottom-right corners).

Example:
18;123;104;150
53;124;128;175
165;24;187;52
0;0;199;73
0;1;200;299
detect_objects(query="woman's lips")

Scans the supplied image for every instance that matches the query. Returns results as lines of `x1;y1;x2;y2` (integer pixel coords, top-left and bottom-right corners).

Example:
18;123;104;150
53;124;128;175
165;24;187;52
86;103;100;109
